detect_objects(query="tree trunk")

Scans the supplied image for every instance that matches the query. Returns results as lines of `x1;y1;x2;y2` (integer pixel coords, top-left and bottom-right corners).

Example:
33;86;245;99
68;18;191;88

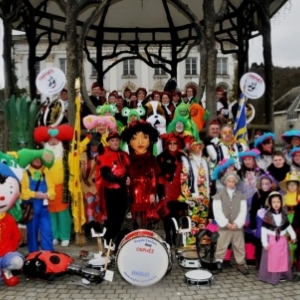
66;7;80;127
26;26;38;100
2;19;14;99
259;3;274;130
203;0;217;121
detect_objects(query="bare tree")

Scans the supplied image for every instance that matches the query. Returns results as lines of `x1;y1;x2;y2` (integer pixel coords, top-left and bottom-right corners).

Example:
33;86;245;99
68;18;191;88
0;0;22;99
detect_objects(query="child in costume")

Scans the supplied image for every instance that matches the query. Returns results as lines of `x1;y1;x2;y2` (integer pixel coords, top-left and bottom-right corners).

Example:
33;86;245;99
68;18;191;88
281;130;300;163
249;173;277;268
279;172;300;264
259;191;296;285
212;171;249;275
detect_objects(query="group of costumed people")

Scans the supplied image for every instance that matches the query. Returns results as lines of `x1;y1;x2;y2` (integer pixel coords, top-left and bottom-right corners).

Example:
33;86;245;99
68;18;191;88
3;83;300;287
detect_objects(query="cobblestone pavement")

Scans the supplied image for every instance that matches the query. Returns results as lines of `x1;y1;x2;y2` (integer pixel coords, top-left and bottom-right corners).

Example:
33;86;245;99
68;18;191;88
1;229;300;300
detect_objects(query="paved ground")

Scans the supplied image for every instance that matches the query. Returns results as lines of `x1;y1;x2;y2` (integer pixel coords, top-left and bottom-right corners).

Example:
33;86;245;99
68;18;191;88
1;228;300;300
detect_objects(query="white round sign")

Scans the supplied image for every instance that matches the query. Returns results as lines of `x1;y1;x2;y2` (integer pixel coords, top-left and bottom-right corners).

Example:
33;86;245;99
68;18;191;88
239;72;265;99
36;67;66;96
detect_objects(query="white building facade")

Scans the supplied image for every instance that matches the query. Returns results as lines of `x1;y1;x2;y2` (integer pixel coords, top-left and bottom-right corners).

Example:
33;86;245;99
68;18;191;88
13;35;236;102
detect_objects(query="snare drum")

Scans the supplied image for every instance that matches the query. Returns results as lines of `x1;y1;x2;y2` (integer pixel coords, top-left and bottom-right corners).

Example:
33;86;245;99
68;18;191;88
87;257;111;270
117;229;172;286
178;250;201;269
184;269;214;285
81;268;104;283
67;263;83;276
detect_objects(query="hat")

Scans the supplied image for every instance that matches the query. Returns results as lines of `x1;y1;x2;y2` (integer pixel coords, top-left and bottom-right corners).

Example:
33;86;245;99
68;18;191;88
209;119;221;126
106;131;121;142
254;132;276;148
238;148;260;159
160;91;171;99
279;172;300;192
161;133;183;149
136;87;147;95
92;82;100;89
212;158;235;180
0;163;21;183
190;140;203;149
265;191;283;208
258;172;277;187
281;130;300;144
220;171;240;185
89;133;101;146
108;92;117;98
171;90;181;97
289;147;300;158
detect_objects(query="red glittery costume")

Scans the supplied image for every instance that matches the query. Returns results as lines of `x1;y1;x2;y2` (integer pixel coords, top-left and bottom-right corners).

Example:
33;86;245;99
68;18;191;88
128;151;160;224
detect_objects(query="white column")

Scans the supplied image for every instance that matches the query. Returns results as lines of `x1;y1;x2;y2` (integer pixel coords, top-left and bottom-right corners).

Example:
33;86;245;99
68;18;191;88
141;54;149;90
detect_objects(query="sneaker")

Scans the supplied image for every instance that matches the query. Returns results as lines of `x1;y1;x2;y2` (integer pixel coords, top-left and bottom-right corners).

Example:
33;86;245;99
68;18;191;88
53;239;59;245
2;270;20;287
216;261;223;271
237;264;249;275
61;240;69;247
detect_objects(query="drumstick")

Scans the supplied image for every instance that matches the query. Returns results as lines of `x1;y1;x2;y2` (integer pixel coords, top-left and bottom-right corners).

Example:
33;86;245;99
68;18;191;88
104;239;112;271
97;237;102;253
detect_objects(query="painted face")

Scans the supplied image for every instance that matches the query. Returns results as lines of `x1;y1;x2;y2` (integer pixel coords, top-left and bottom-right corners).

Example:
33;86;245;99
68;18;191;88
221;126;233;142
178;107;189;117
208;125;220;138
175;121;184;133
291;136;300;147
272;155;285;168
108;138;120;151
161;95;170;105
48;137;60;146
287;182;299;193
271;196;281;211
191;144;203;155
0;176;20;213
130;132;150;155
225;177;237;190
243;157;255;169
129;115;138;123
261;178;272;192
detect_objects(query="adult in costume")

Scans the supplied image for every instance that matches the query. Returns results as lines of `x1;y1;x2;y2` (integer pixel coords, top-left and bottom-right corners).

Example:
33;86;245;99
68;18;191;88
0;149;54;286
121;121;160;229
254;132;276;171
281;130;300;163
290;147;300;175
95;132;130;243
20;158;56;253
156;133;191;245
189;140;210;241
34;124;74;246
80;133;104;237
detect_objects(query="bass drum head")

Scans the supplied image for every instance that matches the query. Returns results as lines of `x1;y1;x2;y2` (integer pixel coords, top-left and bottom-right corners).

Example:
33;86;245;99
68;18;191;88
117;234;169;286
184;269;213;286
43;99;64;126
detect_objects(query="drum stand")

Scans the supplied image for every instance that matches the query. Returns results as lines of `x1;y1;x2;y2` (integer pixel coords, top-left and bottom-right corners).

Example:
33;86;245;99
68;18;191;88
171;216;192;247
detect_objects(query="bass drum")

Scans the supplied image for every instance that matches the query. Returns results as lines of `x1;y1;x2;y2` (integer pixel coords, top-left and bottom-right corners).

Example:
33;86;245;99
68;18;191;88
116;229;172;286
228;101;255;124
43;99;65;126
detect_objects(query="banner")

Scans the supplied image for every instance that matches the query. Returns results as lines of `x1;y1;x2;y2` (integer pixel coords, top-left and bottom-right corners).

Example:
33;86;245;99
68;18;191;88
233;94;248;146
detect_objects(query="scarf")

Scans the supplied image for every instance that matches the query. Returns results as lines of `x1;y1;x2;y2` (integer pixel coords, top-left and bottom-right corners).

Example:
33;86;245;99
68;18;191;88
162;103;172;115
262;210;289;241
267;163;290;182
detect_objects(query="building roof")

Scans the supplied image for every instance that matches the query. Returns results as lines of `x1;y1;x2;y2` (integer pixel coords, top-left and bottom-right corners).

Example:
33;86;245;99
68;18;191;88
274;86;300;112
9;0;288;50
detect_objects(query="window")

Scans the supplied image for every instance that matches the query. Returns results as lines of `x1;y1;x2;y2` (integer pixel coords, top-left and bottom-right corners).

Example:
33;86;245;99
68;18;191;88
91;64;97;77
154;58;166;75
185;57;197;75
217;58;228;75
59;58;67;75
34;61;40;75
123;59;135;76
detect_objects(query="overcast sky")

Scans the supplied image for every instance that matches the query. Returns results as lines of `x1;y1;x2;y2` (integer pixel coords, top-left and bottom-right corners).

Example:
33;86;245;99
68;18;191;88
0;0;299;88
